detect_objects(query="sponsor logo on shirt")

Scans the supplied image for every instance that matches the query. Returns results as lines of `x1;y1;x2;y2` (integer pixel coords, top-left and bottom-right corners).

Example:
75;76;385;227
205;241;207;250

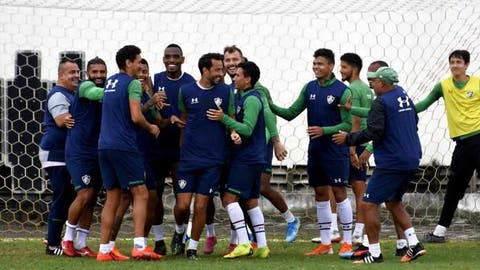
191;97;199;104
104;79;118;92
309;94;316;100
158;86;165;92
397;96;413;112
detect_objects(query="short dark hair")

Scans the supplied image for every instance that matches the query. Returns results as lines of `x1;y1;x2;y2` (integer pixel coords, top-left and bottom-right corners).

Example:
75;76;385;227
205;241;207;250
313;48;335;64
237;61;260;87
370;60;389;68
166;43;183;54
116;45;141;70
449;50;470;64
58;58;78;72
340;53;362;72
224;45;243;57
198;53;224;74
86;57;106;70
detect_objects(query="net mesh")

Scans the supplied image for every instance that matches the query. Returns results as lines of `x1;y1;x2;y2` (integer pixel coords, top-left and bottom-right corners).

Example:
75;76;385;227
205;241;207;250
0;0;479;238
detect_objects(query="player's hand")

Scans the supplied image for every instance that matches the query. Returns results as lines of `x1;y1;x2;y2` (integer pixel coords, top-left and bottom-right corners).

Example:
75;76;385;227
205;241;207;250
206;108;224;121
149;124;160;138
64;114;75;129
231;131;242;144
337;97;352;111
273;140;288;161
332;130;348;145
307;126;323;139
170;115;185;128
350;153;361;169
358;149;372;170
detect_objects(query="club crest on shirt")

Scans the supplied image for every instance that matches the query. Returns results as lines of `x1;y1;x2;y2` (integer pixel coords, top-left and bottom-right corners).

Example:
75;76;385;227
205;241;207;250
214;97;222;107
466;91;474;98
178;179;187;189
327;95;335;104
236;105;241;114
81;175;91;185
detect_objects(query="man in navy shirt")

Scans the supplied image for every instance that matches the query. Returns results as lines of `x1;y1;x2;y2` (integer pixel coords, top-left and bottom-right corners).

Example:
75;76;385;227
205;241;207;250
333;67;426;264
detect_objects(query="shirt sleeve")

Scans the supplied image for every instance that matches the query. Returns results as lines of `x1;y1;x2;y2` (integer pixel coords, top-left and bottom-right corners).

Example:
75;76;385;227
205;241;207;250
351;106;370;118
221;95;262;137
270;84;307;121
79;81;104;101
177;88;186;113
322;89;353;135
346;97;386;146
128;79;142;101
48;92;70;118
228;90;235;116
256;84;279;139
415;83;443;113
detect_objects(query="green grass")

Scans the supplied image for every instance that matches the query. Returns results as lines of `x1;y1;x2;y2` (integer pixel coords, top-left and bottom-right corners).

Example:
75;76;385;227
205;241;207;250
0;238;477;270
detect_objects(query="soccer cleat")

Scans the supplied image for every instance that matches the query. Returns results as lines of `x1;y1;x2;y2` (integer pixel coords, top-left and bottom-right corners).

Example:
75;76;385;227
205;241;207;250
251;242;258;250
340;244;369;260
171;232;186;256
338;243;353;256
111;246;130;261
331;230;342;243
154;240;167;256
352;235;363;246
61;240;80;257
75;246;97;258
252;246;270;258
223;243;253;259
353;252;384;264
224;243;237;255
394;246;408;257
46;245;63;256
423;232;446;243
311;237;322;243
97;251;115;262
401;242;427;262
304;244;333;256
132;245;163;261
285;217;301;243
203;236;217;254
186;249;198;260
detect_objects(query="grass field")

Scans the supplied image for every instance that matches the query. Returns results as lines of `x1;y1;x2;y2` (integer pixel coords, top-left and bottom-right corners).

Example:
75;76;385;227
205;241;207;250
0;238;477;270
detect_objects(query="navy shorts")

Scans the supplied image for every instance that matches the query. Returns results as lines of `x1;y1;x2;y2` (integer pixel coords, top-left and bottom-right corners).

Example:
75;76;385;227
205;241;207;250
307;158;349;187
349;146;368;182
363;169;416;204
98;150;145;191
225;163;263;199
176;165;222;196
262;141;274;175
66;156;102;191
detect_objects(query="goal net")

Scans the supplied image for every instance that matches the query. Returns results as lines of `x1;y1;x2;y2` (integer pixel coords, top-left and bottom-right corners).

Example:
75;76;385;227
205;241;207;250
0;0;479;238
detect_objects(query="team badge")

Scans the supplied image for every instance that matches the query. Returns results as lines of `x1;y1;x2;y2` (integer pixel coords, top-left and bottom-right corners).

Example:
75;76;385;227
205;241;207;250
178;179;187;189
81;175;91;185
214;97;223;108
467;91;474;98
327;95;335;104
236;105;241;114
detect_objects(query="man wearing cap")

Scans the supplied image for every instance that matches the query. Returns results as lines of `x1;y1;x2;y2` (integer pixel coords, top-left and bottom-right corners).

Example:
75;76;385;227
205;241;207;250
332;67;426;264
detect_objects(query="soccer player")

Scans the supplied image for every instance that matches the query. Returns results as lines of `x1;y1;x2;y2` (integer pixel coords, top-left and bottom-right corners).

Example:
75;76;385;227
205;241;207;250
171;53;234;260
332;66;426;264
39;58;78;256
96;45;162;261
62;57;106;258
152;44;195;255
223;45;298;245
269;48;353;256
207;61;270;259
416;50;480;243
339;53;373;246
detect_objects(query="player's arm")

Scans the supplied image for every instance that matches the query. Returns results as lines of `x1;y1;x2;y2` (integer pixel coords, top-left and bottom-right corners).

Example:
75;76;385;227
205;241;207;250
78;81;104;101
257;83;279;139
221;95;262;137
171;88;186;128
128;79;159;137
415;83;443;113
269;84;307;121
345;97;386;146
48;92;74;128
322;89;353;135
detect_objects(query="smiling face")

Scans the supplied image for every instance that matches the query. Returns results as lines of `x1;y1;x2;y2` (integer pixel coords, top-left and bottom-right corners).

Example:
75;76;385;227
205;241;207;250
233;67;251;91
449;56;468;78
312;56;333;81
86;63;107;87
58;61;80;91
339;61;353;82
224;50;243;79
163;46;184;77
204;59;225;86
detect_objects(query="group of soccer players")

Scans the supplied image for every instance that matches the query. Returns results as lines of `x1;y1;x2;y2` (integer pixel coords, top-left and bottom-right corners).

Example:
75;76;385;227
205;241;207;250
39;42;480;264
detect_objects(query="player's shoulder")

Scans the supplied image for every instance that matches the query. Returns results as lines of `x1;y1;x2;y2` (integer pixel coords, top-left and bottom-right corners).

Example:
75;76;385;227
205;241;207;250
182;72;195;82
